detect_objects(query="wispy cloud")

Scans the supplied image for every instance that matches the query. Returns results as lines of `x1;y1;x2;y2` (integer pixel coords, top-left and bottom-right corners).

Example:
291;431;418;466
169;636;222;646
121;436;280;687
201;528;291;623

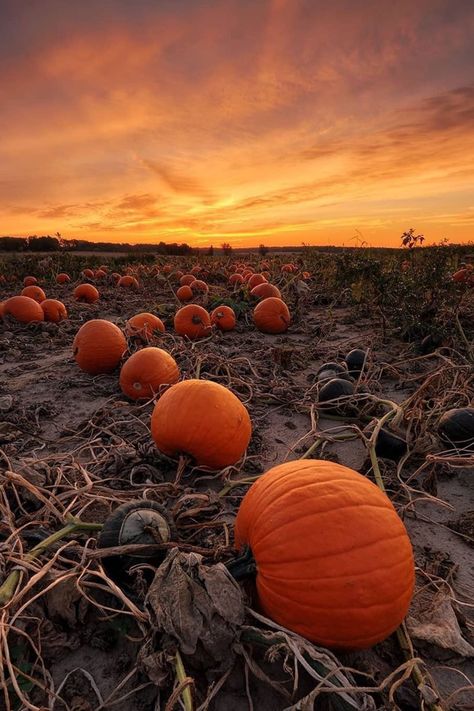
1;0;473;245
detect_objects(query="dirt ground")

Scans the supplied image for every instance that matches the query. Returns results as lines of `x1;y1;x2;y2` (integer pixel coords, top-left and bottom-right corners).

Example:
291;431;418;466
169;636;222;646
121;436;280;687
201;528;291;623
0;278;473;710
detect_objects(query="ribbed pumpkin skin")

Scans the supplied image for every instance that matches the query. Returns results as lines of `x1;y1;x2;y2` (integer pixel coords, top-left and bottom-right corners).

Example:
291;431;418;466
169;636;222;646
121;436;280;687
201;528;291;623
41;299;68;322
248;273;267;289
21;286;46;303
74;284;99;303
120;347;179;400
3;296;45;323
118;275;138;288
234;460;414;650
125;313;165;341
180;274;195;286
151;379;252;468
73;319;127;374
174;305;211;339
253;297;290;334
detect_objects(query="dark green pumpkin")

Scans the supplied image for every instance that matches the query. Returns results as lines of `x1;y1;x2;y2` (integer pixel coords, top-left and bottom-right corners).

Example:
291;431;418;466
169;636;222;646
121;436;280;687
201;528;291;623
437;408;474;450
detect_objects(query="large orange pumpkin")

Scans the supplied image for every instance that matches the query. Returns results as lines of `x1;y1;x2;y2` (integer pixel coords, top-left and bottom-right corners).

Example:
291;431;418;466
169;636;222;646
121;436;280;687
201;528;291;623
151;379;252;468
251;283;281;300
211;305;236;331
234;460;415;650
73;320;127;374
120;347;180;400
176;285;193;302
125;313;165;341
23;276;38;287
21;285;46;303
74;284;99;303
253;297;290;334
56;273;71;284
41;299;68;322
174;304;211;339
3;296;45;323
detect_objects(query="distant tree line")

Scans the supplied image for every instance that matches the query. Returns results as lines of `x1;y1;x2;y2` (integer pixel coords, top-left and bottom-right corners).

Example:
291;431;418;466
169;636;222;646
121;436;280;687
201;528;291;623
0;235;194;255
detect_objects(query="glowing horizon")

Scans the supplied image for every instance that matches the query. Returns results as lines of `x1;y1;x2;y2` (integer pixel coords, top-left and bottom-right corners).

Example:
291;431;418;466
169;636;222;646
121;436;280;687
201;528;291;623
1;0;473;248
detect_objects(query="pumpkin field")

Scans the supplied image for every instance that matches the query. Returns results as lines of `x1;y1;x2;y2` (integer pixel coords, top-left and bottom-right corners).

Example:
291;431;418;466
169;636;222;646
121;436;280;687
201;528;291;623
0;247;473;711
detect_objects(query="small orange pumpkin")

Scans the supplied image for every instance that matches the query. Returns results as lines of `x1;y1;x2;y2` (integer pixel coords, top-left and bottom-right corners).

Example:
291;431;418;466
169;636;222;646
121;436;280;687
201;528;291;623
180;274;195;286
119;347;180;400
176;285;194;302
118;275;139;289
229;274;244;286
21;286;46;303
125;313;165;341
23;276;38;287
191;279;209;293
211;305;236;331
253;297;290;334
74;284;99;303
234;460;415;650
190;266;202;275
82;268;95;279
3;296;45;323
41;299;68;322
174;304;211;339
250;283;281;300
111;272;121;283
95;269;107;279
56;273;71;284
73;319;127;374
151;379;252;468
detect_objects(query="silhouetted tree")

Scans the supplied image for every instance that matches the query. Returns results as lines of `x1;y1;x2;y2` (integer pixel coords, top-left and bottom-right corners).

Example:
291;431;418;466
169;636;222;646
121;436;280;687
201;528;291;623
28;235;60;251
258;244;269;256
221;242;233;256
207;245;214;256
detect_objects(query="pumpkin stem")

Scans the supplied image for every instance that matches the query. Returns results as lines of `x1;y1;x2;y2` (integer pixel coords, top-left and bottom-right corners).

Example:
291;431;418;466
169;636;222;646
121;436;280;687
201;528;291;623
226;546;257;581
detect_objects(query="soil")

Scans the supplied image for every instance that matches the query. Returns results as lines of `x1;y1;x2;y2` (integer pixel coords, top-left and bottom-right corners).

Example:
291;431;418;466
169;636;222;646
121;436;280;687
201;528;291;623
0;277;473;710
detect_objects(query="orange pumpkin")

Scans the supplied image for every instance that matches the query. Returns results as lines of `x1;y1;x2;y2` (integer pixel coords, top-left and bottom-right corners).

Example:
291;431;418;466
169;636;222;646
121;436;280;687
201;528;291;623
3;296;45;323
253;297;290;334
211;305;236;331
234;460;415;650
452;268;468;283
191;279;209;293
180;274;195;286
111;272;121;283
23;276;38;287
21;285;46;303
174;304;211;339
73;319;126;374
119;347;180;400
74;284;99;303
247;273;267;289
229;274;244;286
41;299;68;322
82;268;95;279
125;312;165;341
250;283;281;300
190;266;202;275
118;275;139;289
95;269;107;279
176;285;194;302
56;273;71;284
0;302;4;319
151;379;252;468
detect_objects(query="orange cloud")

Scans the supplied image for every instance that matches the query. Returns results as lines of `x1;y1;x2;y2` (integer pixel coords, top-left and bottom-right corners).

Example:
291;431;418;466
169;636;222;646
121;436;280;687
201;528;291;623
1;0;473;246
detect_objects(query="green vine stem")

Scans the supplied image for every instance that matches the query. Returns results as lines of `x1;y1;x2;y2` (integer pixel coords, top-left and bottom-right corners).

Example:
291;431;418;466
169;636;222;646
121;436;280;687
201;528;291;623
0;517;102;606
174;650;194;711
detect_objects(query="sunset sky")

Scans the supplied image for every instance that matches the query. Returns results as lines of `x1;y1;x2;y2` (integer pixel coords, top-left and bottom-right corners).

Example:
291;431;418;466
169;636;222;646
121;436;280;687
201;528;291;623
1;0;473;248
